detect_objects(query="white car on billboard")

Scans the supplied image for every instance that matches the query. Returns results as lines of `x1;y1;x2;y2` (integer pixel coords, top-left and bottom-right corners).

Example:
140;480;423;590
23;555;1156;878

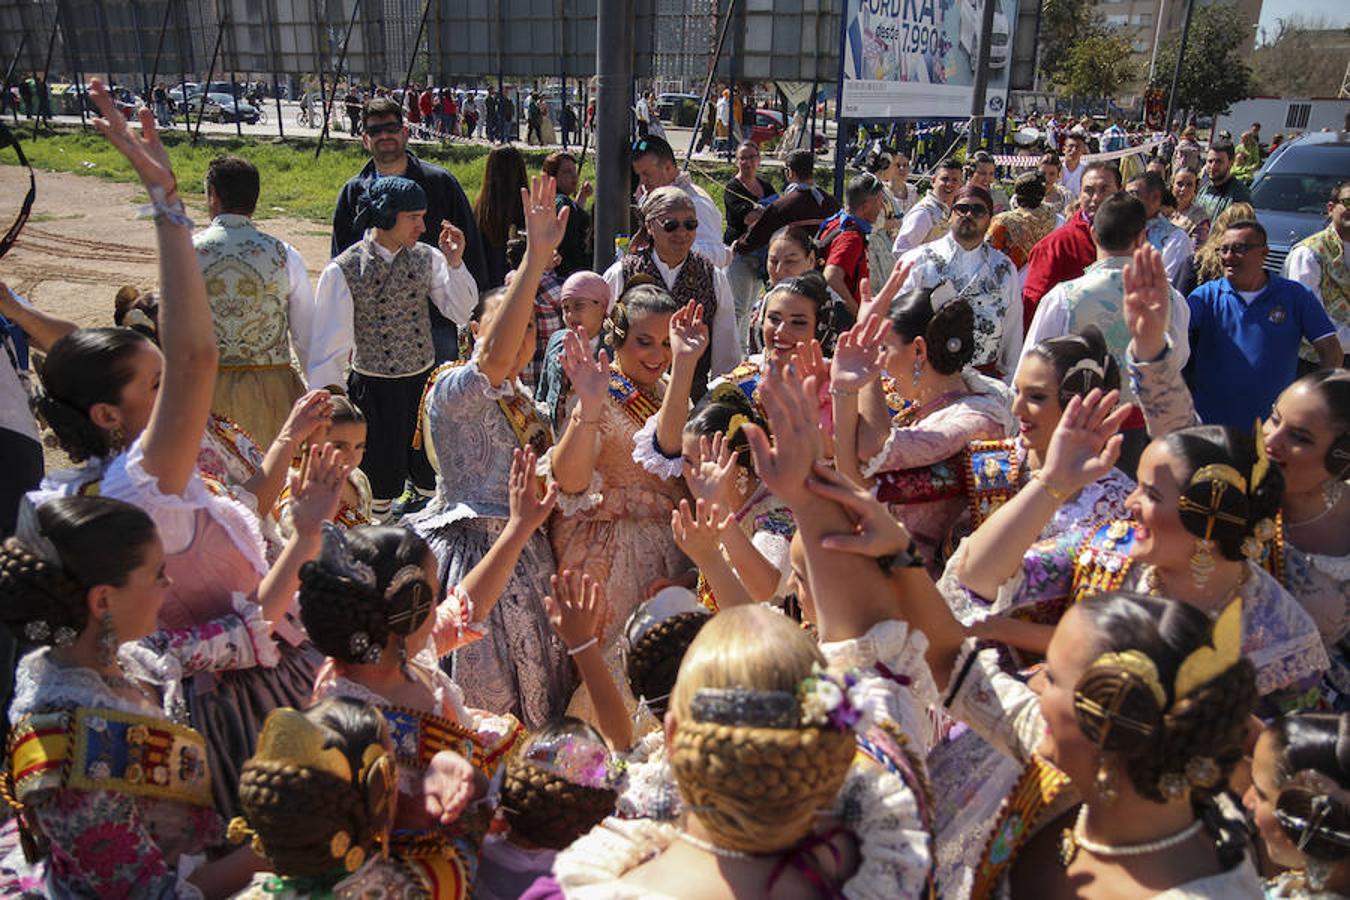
959;0;1010;71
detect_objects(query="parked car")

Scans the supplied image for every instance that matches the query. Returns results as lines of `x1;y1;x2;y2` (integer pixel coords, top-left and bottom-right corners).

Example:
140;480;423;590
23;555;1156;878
748;109;828;151
1248;130;1350;273
185;92;260;124
657;92;700;126
958;0;1010;70
166;83;200;111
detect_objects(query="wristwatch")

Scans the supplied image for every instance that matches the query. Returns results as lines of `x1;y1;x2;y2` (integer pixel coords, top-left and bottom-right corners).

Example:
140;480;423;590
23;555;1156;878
876;541;922;576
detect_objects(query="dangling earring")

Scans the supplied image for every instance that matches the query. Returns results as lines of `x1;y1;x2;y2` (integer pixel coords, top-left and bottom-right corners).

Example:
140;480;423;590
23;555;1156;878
108;424;126;453
97;611;118;667
1188;538;1216;590
911;357;924;387
397;637;412;680
735;467;751;498
1094;757;1119;805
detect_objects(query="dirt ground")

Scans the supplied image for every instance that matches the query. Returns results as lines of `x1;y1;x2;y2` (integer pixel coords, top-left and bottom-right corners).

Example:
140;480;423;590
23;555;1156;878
0;166;337;472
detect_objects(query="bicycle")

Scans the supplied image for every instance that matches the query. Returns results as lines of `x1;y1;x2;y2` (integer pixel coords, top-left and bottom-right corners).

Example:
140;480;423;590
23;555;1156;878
296;106;314;128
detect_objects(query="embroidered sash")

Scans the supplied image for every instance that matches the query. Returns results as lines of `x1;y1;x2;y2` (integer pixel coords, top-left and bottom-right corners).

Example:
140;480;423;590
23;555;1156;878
608;368;662;428
412;360;553;458
964;439;1022;530
8;708;212;807
875;456;965;505
402;851;472;900
380;705;478;773
1069;520;1137;605
969;756;1072;899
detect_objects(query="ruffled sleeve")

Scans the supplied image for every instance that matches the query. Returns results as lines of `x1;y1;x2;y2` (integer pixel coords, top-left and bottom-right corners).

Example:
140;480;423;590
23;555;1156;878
429;584;487;657
551;817;680;898
832;749;934;900
819;620;941;755
124;593;282;680
1127;339;1199;438
861;385;1013;479
537;445;604;516
936;526;1082;626
630;414;684;480
943;641;1047;765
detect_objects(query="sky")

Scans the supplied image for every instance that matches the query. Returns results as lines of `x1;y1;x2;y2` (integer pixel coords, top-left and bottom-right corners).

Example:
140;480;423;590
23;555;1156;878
1255;0;1350;45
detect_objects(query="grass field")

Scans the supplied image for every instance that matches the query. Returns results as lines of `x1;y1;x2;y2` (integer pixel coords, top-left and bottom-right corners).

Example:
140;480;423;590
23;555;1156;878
3;127;743;224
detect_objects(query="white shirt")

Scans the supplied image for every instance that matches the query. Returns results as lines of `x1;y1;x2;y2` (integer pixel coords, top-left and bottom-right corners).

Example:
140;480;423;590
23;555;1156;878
308;233;478;387
602;254;742;380
279;243;319;381
1061;160;1084;198
1285;241;1350;351
892;196;948;255
1151;216;1196;289
635;97;650;124
899;234;1023;378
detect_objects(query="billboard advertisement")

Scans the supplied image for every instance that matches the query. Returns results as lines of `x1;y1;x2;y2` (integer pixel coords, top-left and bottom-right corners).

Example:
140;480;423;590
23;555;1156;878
840;0;1018;119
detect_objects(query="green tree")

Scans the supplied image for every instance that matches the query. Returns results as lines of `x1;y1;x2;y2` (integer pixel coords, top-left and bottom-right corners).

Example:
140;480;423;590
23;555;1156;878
1059;33;1138;102
1037;0;1104;86
1150;5;1253;117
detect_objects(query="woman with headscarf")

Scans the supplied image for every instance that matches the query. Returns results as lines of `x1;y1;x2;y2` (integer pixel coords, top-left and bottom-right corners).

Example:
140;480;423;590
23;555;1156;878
310;175;479;520
602;186;741;402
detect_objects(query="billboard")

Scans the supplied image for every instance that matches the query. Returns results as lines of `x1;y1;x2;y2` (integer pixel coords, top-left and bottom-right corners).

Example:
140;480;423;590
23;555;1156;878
840;0;1018;119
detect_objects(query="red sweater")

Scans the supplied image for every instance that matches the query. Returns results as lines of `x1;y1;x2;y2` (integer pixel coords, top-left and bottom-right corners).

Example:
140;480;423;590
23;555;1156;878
1020;210;1095;331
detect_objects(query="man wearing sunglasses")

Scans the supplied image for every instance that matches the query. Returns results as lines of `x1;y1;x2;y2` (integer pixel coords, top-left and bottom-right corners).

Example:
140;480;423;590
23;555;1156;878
331;97;487;363
631;135;729;267
1183;219;1341;429
1285;180;1350;367
897;184;1022;380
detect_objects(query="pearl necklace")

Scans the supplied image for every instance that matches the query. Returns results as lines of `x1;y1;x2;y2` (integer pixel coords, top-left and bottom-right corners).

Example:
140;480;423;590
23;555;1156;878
1058;806;1204;867
676;830;766;860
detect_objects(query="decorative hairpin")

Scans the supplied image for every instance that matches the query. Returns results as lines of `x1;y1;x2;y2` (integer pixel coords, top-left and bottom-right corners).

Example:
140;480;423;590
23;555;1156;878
523;733;626;790
1250;420;1270;495
14;501;60;567
726;413;750;443
1062;358;1105;384
688;666;862;734
319;524;377;589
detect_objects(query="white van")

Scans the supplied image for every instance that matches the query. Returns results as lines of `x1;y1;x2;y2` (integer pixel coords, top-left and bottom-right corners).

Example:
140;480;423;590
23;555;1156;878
959;0;1010;71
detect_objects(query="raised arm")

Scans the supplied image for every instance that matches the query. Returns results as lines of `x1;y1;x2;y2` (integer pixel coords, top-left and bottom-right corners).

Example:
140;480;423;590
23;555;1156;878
1123;244;1199;436
547;329;610;494
477;175;568;385
242;390;332;514
0;282;77;351
89;80;219;498
830;313;889;487
653;301;708;456
544;571;633;751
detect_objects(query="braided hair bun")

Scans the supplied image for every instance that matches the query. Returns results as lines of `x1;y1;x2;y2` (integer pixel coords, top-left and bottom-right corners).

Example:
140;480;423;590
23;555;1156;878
1028;325;1122;407
670;606;854;855
1267;713;1350;863
501;718;618;850
625;610;710;720
298;525;436;664
1162;425;1284;561
886;287;976;375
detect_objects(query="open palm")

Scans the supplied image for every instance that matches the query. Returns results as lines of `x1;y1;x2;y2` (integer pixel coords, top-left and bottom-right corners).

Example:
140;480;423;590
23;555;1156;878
670;301;710;364
831;315;887;392
88;79;176;193
522;174;570;253
1122;245;1171;361
561;327;610;405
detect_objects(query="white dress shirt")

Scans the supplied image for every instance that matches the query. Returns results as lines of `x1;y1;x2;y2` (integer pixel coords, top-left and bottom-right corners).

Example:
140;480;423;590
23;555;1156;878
602;253;742;380
892;196;949;256
1148;215;1196;289
308;233;477;387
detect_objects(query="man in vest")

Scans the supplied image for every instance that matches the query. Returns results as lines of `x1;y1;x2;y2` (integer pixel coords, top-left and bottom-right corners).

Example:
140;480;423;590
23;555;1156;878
892;158;964;256
1285;179;1350;367
310;177;477;521
897;184;1022;379
1126;171;1194;291
195;155;317;448
818;173;885;327
1021;194;1190;475
1021;161;1122;331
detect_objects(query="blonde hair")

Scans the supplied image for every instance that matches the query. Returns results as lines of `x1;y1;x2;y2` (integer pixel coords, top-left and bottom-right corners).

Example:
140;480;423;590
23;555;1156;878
670;606;854;854
1195;202;1257;285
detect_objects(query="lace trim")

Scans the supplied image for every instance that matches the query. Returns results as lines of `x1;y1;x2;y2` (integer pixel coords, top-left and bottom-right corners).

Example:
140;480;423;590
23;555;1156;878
631;415;684;480
463;355;522;400
819;620;941;753
9;648;162;725
831;754;934;900
537;446;605;516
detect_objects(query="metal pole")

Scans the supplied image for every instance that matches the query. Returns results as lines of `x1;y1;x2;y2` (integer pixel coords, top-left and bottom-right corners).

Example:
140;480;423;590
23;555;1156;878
315;0;363;160
193;15;224;144
558;0;566;149
401;0;431;97
230;70;242;138
56;0;89;131
176;2;190;131
129;0;150;100
3;35;26;124
35;2;60;136
682;0;739;171
1147;0;1168;85
966;0;997;154
94;0;115;90
1164;0;1194;133
593;0;635;271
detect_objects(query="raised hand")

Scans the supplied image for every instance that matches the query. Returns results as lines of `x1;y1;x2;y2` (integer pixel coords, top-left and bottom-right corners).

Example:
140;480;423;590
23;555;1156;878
287;443;349;536
1038;389;1133;498
856;258;913;324
507;447;558;534
577;181;593;206
1122;244;1171;362
807;461;913;557
669;301;710;368
521;174;570;259
438;220;466;268
543;569;603;647
275;390;333;449
792;339;829;387
416;750;480;827
742;361;822;506
683;432;739;508
831;314;888;394
87;79;175;194
670;498;729;565
561;327;610;407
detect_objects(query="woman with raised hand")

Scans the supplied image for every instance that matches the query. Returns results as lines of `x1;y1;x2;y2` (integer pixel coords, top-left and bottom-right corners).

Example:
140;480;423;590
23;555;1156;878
832;272;1015;576
26;80;353;820
1124;243;1349;710
1246;712;1350;898
542;286;699;727
410;174;572;730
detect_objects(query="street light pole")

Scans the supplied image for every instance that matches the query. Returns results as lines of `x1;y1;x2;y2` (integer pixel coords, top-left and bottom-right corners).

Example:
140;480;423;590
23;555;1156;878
593;0;635;271
1163;0;1194;132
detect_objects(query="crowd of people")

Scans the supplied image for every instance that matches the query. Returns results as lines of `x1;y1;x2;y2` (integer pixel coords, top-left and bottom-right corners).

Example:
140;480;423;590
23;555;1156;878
0;78;1346;899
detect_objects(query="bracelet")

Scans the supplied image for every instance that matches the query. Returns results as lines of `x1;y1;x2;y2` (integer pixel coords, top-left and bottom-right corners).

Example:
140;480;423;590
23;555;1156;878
137;181;194;229
1033;472;1071;504
566;637;598;656
570;409;602;426
828;387;859;397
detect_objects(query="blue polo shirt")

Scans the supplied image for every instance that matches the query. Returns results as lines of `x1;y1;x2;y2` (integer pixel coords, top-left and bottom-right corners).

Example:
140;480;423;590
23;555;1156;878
1184;274;1336;428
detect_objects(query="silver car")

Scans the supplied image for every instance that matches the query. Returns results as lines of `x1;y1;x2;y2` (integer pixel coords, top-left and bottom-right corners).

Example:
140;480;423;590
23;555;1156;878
1249;131;1350;273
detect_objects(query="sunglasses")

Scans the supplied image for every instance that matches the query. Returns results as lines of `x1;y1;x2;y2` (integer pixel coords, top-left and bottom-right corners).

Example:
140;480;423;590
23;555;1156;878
1218;242;1264;256
365;121;402;136
654;218;698;233
1334;197;1350;209
632;138;652;153
952;203;989;217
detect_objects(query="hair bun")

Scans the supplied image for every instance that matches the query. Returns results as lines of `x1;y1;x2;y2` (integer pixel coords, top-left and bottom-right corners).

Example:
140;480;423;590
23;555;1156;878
925;298;976;374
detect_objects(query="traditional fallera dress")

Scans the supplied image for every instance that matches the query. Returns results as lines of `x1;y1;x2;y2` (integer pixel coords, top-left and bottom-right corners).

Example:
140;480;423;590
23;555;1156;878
542;368;689;724
409;356;571;731
0;599;279;897
275;467;374;538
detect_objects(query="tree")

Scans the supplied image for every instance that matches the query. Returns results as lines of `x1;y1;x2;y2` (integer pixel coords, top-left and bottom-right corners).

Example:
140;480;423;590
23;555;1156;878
1250;17;1350;97
1150;5;1253;118
1059;33;1138;102
1037;0;1104;87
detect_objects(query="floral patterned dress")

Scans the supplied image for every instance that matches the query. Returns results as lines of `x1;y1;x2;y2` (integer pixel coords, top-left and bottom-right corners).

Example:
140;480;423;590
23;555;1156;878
0;599;279;898
542;371;690;725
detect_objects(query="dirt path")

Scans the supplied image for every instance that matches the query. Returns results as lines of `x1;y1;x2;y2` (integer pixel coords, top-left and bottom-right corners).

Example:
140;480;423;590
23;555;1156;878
0;166;334;327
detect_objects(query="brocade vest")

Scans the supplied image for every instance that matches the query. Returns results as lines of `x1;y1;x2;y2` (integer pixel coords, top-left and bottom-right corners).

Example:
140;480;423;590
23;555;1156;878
1056;257;1136;402
336;236;436;377
916;192;951;245
1295;225;1350;336
194;214;292;368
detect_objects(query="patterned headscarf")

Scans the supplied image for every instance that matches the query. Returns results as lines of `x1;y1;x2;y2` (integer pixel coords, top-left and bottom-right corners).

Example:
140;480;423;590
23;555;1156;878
357;176;427;231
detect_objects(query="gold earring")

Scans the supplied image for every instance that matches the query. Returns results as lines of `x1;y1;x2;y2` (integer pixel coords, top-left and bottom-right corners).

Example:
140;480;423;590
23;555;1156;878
1189;538;1216;589
1095;757;1119;804
108;424;126;452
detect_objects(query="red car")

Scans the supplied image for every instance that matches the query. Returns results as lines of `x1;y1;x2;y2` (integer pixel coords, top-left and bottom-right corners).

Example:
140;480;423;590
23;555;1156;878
748;109;827;151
